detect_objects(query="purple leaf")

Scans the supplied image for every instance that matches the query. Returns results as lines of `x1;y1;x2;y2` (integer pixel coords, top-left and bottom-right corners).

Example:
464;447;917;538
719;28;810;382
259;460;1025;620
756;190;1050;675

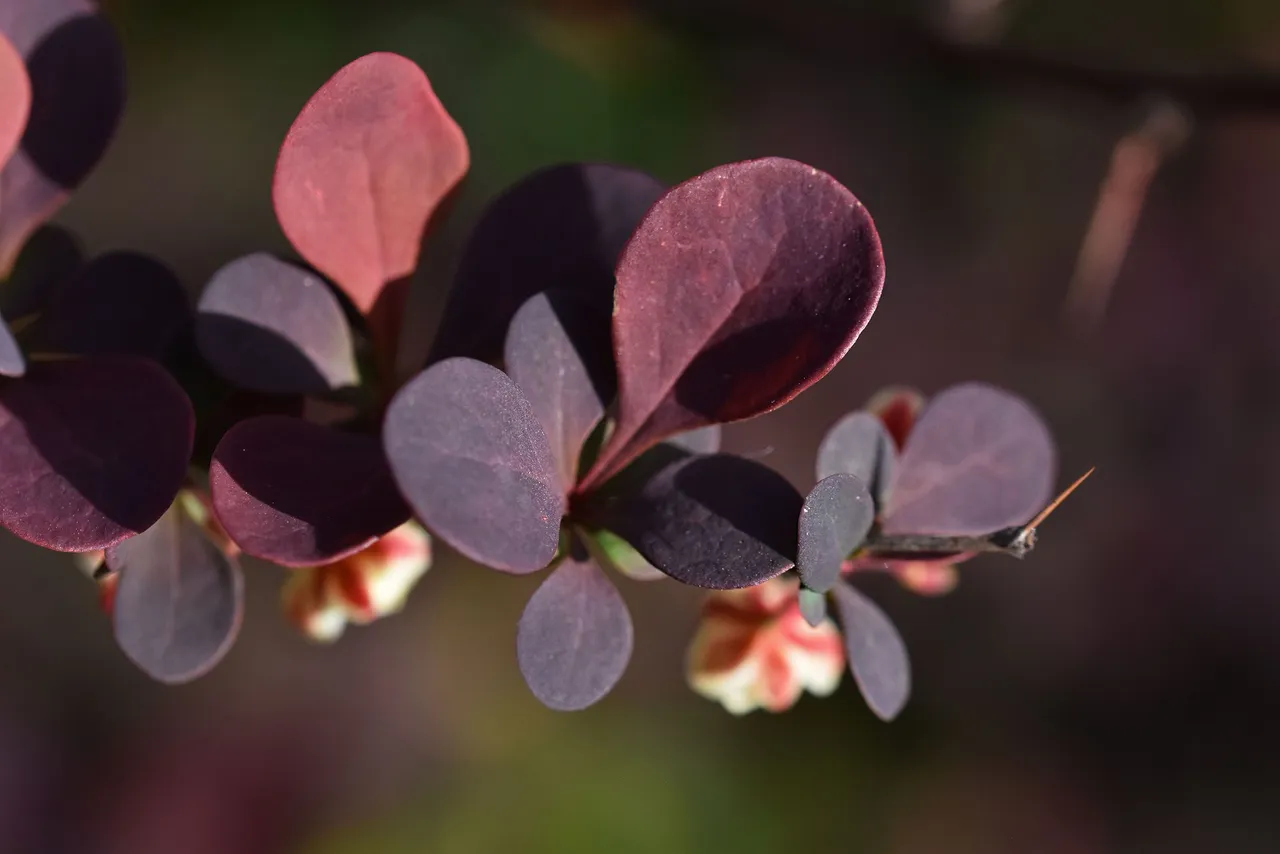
797;473;874;594
210;416;410;566
0;357;194;551
832;581;910;721
798;587;827;628
0;224;82;319
816;411;897;505
0;30;29;172
0;323;23;378
196;253;358;394
516;557;634;710
580;450;802;589
666;425;721;455
583;157;885;489
0;8;123;272
106;499;244;684
430;162;664;364
504;290;614;489
26;252;189;359
883;383;1056;536
383;357;564;573
273;52;468;314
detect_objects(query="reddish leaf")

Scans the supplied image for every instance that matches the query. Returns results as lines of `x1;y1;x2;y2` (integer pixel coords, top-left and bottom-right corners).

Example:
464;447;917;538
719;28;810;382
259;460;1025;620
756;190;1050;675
210;416;410;566
816;411;897;504
107;499;244;684
273;52;468;314
383;358;564;574
196;253;358;394
580;450;802;589
582;157;884;489
0;31;29;172
516;557;634;710
430;162;663;364
0;357;194;551
504;290;614;489
883;383;1056;536
832;580;910;721
26;252;189;359
797;473;874;594
0;9;123;272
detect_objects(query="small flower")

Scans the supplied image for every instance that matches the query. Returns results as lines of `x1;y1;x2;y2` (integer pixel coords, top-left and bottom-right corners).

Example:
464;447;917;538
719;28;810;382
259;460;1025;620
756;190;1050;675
282;521;431;643
687;576;844;714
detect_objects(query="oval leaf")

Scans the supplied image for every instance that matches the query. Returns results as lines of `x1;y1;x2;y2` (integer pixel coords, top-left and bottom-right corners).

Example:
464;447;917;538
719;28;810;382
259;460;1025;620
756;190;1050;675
0;224;82;319
0;356;194;551
26;252;189;359
383;357;564;573
580;451;802;589
583;157;885;488
797;473;874;594
798;587;828;628
832;580;911;721
504;290;614;489
0;31;30;171
516;558;634;710
816;412;897;505
0;10;123;273
196;253;358;394
273;52;469;314
107;499;244;684
883;383;1056;536
211;416;410;566
430;162;664;364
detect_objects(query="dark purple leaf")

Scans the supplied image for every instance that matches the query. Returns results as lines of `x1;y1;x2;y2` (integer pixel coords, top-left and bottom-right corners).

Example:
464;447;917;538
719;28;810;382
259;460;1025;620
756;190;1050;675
26;252;189;359
797;473;874;594
666;425;721;455
516;557;634;710
0;356;193;551
106;498;244;684
504;290;614;489
832;580;910;721
273;52;468;314
0;323;23;378
0;224;82;319
883;383;1056;536
383;357;563;573
580;451;802;589
210;416;410;566
430;162;664;364
582;157;885;489
816;411;896;504
196;253;358;395
798;587;827;628
0;8;123;272
0;31;29;172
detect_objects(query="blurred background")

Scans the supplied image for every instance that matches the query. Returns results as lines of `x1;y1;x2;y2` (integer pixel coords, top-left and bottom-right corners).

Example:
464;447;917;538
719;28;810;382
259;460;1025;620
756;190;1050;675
5;0;1280;850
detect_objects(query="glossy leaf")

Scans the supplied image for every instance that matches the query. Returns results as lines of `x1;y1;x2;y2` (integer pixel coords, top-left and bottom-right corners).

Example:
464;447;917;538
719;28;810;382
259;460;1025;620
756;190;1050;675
883;383;1056;535
430;162;664;364
0;322;23;377
798;587;828;628
583;157;885;488
797;474;874;594
0;31;29;171
516;557;634;710
505;290;614;489
581;451;803;589
383;358;563;573
0;357;193;551
196;253;358;394
273;52;469;314
666;425;721;455
26;252;189;359
832;580;910;721
0;224;82;319
815;411;896;504
0;8;124;272
107;498;244;684
210;416;410;566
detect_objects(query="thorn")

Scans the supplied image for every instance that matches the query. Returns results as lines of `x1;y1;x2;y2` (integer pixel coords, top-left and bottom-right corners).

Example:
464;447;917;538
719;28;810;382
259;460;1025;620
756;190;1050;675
1025;467;1095;532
